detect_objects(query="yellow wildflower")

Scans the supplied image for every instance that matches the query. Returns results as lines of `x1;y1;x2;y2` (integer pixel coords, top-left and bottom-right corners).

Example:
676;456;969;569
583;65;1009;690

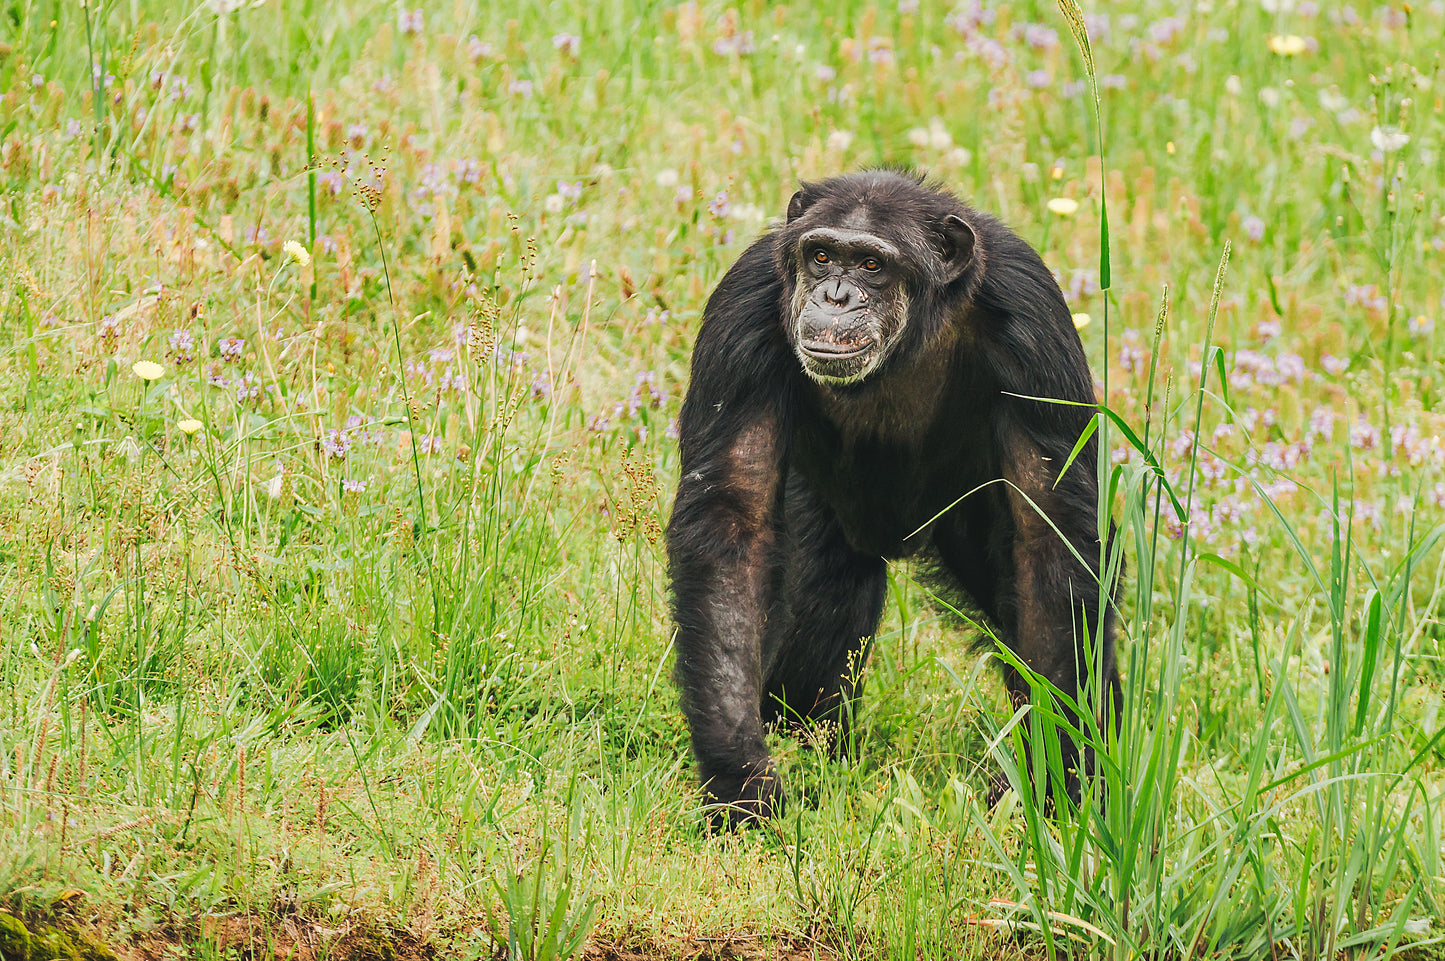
1047;197;1080;217
1268;34;1308;56
283;240;311;267
132;360;164;381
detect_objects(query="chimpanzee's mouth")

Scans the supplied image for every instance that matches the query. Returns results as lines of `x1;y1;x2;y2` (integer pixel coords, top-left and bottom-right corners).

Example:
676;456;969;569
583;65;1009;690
800;341;870;359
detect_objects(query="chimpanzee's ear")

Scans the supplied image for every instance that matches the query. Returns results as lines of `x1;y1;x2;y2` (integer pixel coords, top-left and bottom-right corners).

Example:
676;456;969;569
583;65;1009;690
786;188;813;223
937;214;976;283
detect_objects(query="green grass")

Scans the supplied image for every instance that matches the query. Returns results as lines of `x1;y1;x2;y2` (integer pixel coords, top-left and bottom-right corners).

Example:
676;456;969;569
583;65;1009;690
1;0;1443;958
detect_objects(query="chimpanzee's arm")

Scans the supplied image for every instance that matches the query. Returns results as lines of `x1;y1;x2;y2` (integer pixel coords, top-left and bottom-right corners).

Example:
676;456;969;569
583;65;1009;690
982;254;1119;785
667;237;795;823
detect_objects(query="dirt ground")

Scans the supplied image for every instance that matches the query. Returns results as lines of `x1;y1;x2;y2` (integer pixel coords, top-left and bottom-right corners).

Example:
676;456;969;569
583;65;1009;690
1;909;846;961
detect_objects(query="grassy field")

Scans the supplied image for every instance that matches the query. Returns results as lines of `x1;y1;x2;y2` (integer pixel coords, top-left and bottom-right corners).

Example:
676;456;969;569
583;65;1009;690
1;0;1443;957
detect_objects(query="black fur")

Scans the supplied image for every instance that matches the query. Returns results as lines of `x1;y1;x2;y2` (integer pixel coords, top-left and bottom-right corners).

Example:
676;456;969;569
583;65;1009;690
668;171;1119;827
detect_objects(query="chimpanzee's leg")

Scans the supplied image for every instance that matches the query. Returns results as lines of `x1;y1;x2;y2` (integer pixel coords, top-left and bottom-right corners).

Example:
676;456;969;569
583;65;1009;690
761;473;888;754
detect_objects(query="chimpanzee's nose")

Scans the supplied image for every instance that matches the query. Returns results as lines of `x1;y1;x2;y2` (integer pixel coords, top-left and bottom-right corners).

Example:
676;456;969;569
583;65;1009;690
822;279;852;307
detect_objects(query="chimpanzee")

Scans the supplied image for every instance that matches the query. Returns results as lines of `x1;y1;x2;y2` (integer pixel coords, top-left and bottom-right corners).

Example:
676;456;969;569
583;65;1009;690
667;170;1118;826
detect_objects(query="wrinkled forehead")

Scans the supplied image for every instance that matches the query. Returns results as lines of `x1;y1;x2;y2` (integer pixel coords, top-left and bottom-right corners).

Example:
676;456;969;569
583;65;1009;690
796;226;902;260
793;197;937;264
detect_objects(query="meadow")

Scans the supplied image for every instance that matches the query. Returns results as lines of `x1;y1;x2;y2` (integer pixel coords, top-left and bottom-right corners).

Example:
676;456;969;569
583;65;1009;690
0;0;1442;958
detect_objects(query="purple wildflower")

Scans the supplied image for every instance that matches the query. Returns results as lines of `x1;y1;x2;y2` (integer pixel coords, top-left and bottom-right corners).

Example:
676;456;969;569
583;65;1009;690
1119;335;1145;375
1349;417;1380;451
1354;500;1385;530
1197;455;1230;485
168;329;196;365
235;372;264;403
1169;430;1196;461
968;37;1010;68
457;159;484;185
945;2;997;36
438;368;467;393
313;170;343;197
467;36;494;61
1344;283;1387;314
1148;16;1185;45
712;32;756;56
707;190;732;218
1018;23;1059;49
321;428;351;460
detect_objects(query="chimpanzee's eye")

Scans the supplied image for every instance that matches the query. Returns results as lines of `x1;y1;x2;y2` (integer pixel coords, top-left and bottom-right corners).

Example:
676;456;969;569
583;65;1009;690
860;257;880;271
813;249;830;265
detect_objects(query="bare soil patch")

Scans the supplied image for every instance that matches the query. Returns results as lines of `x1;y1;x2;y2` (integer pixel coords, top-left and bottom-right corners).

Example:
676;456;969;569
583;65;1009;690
2;909;847;961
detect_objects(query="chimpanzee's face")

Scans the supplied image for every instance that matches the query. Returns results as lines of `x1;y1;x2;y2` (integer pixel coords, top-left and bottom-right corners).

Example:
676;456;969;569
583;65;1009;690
780;185;974;387
787;225;910;385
